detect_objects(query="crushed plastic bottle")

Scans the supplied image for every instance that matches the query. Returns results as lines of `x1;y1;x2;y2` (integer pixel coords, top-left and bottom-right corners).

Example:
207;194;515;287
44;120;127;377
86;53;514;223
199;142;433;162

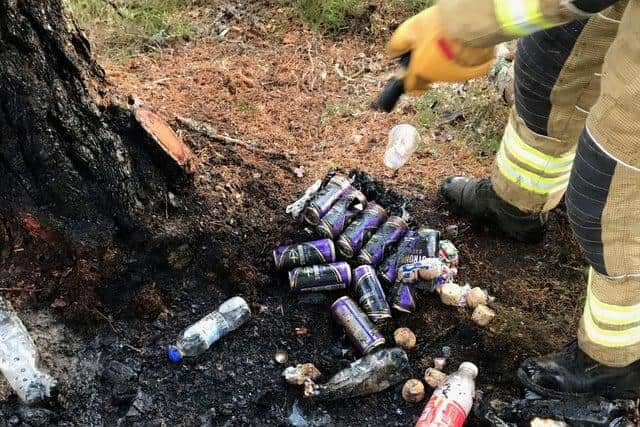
167;296;251;362
383;124;421;170
416;362;478;427
304;347;410;400
0;296;56;403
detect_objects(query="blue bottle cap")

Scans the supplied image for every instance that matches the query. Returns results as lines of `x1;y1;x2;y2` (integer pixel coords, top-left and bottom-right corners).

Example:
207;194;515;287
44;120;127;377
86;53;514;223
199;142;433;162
167;346;183;363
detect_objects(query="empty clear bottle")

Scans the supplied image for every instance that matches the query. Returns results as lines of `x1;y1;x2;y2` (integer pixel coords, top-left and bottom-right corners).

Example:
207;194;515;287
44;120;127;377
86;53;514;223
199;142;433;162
167;296;251;363
0;297;55;403
383;124;421;170
416;362;478;427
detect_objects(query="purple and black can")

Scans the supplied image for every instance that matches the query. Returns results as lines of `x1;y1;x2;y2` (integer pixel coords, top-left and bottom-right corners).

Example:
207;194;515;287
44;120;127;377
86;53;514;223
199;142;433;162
390;282;416;313
288;262;352;292
357;216;408;266
331;296;385;355
316;188;368;239
353;265;391;323
303;175;352;225
398;227;440;265
336;203;388;258
273;239;336;270
378;230;417;284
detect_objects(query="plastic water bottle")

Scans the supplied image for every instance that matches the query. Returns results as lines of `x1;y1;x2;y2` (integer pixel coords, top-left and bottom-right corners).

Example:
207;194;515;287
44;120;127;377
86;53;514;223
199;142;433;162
383;124;421;170
0;297;55;403
416;362;478;427
167;296;251;363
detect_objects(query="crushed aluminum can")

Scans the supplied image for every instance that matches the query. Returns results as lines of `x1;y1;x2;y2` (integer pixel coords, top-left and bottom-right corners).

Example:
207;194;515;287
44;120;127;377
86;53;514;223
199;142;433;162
398;228;440;265
356;216;408;266
331;296;385;355
390;282;416;313
398;228;442;290
289;262;352;292
316;188;368;239
438;240;459;267
352;265;391;323
378;230;417;284
273;239;336;271
336;203;388;258
303;175;352;225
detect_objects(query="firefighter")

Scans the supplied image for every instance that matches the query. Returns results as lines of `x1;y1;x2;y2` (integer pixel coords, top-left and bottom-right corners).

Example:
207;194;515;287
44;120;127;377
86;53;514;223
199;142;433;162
388;0;640;398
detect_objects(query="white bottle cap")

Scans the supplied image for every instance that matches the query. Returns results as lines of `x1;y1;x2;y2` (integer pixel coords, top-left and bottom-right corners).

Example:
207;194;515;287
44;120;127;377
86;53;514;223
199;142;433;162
459;362;478;379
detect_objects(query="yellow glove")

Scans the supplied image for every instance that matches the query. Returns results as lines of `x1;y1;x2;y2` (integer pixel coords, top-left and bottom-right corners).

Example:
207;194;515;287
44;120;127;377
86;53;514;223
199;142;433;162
387;6;494;94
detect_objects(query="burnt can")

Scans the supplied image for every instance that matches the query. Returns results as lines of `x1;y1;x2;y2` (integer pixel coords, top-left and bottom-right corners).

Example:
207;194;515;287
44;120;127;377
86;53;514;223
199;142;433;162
378;230;417;284
357;216;408;266
398;227;440;265
390;282;416;313
303;175;352;225
316;188;368;239
352;265;391;323
336;203;388;258
273;239;336;270
289;262;352;292
331;296;385;354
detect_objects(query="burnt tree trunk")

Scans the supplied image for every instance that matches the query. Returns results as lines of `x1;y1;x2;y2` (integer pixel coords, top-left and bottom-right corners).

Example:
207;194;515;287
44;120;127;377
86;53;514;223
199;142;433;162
0;0;213;310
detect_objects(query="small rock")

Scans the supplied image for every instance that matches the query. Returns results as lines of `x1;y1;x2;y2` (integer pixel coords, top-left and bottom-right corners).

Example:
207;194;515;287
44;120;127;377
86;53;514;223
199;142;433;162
402;379;425;403
103;360;137;383
294;327;309;337
445;224;459;237
275;350;288;364
126;390;153;417
283;363;322;385
472;304;496;326
393;327;416;350
424;368;447;389
433;357;446;370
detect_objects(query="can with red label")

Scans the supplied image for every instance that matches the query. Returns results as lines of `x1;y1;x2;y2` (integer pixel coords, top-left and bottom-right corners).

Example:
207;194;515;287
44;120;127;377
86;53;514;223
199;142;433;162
415;362;478;427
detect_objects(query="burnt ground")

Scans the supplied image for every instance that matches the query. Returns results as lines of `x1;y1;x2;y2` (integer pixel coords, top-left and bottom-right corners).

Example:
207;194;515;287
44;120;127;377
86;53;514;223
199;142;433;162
0;2;593;426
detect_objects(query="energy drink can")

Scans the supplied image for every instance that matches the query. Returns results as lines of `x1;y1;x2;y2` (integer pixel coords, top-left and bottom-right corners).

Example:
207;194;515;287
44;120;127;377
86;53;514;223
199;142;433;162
357;216;408;266
273;239;336;270
336;203;388;258
316;188;368;239
289;262;352;292
378;230;417;284
331;296;385;355
399;227;440;265
303;175;352;225
390;282;416;313
353;265;391;323
398;228;441;291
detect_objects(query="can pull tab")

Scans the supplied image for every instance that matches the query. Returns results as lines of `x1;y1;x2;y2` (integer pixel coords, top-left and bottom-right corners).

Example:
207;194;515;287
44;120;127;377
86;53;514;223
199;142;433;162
374;53;411;113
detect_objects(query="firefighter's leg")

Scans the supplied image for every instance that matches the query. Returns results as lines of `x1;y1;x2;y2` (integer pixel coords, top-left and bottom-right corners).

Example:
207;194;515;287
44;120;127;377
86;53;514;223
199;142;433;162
441;5;625;241
519;1;640;398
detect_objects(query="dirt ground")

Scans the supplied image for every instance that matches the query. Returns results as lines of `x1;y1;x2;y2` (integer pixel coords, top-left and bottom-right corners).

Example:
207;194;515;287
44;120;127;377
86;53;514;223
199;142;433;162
0;2;592;426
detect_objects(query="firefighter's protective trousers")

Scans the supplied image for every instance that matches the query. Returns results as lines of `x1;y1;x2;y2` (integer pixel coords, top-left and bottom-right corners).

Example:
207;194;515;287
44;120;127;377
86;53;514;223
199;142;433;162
439;0;639;366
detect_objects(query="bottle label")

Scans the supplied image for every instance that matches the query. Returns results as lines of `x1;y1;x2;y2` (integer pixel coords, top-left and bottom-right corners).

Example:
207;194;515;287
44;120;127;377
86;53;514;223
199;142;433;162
416;395;467;427
190;312;230;347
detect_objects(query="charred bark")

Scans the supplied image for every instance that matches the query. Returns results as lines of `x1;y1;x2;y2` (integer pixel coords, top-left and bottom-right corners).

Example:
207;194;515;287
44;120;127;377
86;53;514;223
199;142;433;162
0;0;204;251
0;0;216;312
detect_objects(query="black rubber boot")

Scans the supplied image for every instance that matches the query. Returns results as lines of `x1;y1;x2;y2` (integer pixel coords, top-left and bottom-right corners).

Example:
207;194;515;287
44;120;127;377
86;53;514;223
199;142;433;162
518;340;640;400
440;176;547;242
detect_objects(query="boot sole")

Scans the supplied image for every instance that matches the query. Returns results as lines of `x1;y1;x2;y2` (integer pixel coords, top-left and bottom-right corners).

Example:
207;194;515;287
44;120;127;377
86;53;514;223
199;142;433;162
517;367;640;400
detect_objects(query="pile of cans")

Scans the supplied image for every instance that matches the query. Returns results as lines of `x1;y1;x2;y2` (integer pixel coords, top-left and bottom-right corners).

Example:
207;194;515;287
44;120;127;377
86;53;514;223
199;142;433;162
274;174;460;356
